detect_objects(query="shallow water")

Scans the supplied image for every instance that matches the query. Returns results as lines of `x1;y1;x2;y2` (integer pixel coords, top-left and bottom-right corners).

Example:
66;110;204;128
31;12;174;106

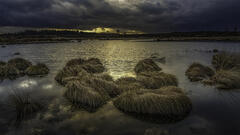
0;40;240;135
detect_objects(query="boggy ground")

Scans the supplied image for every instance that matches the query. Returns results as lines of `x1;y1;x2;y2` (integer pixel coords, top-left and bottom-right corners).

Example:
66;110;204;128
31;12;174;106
55;57;192;122
186;51;240;90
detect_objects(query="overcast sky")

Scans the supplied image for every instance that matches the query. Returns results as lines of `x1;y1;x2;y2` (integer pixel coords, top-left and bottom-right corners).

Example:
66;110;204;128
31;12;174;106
0;0;240;33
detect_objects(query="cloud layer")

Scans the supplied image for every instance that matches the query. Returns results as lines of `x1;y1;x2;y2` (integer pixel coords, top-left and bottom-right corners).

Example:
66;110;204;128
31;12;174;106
0;0;240;32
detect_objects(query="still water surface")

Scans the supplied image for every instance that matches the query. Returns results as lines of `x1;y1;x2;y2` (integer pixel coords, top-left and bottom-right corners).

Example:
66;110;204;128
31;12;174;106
0;40;240;135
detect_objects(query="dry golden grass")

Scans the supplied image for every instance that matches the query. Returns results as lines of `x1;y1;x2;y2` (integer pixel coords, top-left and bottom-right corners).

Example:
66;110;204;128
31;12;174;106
137;71;178;89
8;58;32;71
210;70;240;89
116;77;144;92
113;86;192;117
25;63;49;76
134;59;162;74
64;80;109;111
212;52;240;71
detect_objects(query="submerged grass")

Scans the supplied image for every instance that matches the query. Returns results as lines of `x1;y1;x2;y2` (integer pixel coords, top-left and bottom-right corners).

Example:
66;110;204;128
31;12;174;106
8;91;43;125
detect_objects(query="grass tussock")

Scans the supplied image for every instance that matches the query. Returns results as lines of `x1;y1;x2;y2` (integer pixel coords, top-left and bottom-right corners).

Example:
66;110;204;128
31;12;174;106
25;63;49;76
185;63;215;82
8;91;43;122
210;70;240;89
186;52;240;90
0;64;20;80
58;58;122;111
64;80;109;111
0;58;49;81
8;58;32;71
66;58;105;73
116;77;144;92
113;86;192;118
83;77;120;98
134;59;162;74
94;73;113;82
212;52;240;71
55;66;86;85
137;71;178;89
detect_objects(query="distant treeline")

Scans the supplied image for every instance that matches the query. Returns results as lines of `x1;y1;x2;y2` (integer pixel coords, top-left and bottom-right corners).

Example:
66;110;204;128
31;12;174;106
1;30;240;38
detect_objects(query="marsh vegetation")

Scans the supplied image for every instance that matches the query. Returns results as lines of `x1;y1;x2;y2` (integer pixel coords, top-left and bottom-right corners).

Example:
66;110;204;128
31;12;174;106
0;58;49;81
186;52;240;89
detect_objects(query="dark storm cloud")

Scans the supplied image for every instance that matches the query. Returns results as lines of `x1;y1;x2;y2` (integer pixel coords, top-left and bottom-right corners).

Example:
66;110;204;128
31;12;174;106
0;0;240;32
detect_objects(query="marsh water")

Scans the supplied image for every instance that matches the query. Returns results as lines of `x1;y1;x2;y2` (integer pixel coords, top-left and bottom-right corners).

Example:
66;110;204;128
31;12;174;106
0;40;240;135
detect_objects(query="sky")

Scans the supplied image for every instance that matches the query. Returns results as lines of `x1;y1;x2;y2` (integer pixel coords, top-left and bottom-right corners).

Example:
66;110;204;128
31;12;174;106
0;0;240;33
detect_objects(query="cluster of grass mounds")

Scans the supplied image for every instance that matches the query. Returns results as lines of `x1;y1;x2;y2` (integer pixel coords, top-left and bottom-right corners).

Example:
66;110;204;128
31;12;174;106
57;58;122;111
186;52;240;90
113;86;192;122
134;59;162;74
8;92;43;124
137;71;178;89
185;63;215;82
0;58;49;81
134;58;178;89
25;63;49;76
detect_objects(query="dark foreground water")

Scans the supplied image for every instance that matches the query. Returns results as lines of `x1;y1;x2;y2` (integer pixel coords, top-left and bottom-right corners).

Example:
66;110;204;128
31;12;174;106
0;40;240;135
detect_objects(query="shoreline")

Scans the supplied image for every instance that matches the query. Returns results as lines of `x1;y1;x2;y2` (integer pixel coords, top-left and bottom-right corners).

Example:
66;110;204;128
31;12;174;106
1;36;240;45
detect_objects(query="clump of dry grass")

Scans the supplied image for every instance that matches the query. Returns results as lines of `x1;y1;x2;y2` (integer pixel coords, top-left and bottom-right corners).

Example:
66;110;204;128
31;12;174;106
58;58;123;111
55;66;86;86
113;86;192;119
65;58;105;73
185;63;215;82
55;58;106;85
8;58;32;72
210;70;240;89
83;77;120;98
0;58;49;81
137;71;178;89
64;80;109;111
25;63;49;76
186;52;240;90
65;58;85;67
0;64;21;80
116;77;144;92
134;59;162;74
8;91;43;123
212;52;239;71
94;73;113;82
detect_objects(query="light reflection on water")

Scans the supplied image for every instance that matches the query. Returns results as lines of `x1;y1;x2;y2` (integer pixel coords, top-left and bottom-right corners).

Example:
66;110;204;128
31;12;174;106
0;40;240;135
